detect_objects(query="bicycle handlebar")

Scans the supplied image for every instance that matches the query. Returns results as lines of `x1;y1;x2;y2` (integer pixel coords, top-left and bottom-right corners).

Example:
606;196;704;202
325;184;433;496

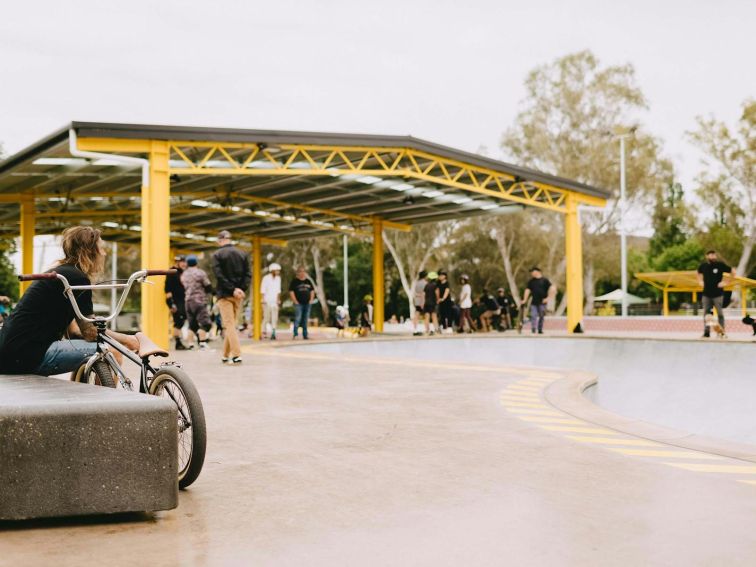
18;273;60;281
17;268;176;324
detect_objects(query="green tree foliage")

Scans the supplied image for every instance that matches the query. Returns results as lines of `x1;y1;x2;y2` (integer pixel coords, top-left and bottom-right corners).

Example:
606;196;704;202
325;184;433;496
0;239;19;300
652;240;704;272
648;182;693;258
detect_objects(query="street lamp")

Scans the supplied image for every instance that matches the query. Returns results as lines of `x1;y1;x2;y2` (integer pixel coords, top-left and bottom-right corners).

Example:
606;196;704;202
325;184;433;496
607;126;637;318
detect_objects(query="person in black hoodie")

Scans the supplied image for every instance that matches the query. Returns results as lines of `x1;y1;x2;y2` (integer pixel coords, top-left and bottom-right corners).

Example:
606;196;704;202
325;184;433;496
211;230;251;365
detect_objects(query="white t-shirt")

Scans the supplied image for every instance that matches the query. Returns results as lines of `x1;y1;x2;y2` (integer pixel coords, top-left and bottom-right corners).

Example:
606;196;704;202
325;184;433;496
260;273;281;305
460;283;472;308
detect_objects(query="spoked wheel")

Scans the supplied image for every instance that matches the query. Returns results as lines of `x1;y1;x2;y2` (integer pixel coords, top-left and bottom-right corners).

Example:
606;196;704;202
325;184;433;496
149;366;207;489
70;359;116;388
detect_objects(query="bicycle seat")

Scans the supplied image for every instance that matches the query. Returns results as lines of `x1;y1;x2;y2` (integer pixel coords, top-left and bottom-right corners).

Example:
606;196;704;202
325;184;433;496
135;332;170;358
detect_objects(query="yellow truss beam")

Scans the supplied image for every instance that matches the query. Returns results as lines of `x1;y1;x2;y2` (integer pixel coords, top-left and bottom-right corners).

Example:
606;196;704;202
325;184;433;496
73;137;607;213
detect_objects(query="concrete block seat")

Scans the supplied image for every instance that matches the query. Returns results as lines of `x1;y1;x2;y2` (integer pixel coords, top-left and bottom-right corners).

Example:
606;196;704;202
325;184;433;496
0;374;178;520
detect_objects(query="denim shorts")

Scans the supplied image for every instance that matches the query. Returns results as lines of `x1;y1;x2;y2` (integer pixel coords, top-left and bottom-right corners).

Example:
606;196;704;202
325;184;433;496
34;340;98;376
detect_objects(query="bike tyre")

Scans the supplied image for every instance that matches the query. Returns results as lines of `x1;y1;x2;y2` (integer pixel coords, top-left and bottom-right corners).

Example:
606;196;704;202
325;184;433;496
149;366;207;489
71;359;116;388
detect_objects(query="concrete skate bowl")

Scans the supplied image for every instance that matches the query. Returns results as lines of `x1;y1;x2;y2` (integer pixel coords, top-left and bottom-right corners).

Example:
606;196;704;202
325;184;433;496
287;336;756;453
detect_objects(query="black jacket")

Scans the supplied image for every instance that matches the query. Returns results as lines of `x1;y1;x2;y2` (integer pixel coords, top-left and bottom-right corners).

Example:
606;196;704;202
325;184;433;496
212;245;251;298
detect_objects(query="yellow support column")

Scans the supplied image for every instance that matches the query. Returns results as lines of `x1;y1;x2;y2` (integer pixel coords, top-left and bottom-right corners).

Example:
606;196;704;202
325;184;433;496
252;236;262;341
663;290;669;316
141;141;171;349
19;195;35;294
564;195;584;333
372;218;384;333
742;285;747;317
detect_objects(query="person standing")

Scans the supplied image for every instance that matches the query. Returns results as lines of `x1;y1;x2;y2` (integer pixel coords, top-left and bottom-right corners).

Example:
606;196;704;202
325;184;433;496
289;266;315;340
260;263;282;340
697;250;735;338
212;230;251;365
522;267;554;335
412;271;428;336
359;294;373;337
165;254;192;350
181;255;213;349
423;272;439;335
458;275;474;333
436;271;454;334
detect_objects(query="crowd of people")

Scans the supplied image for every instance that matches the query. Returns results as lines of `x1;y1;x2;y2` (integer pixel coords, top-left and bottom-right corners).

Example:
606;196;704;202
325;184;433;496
166;230;327;361
410;267;555;335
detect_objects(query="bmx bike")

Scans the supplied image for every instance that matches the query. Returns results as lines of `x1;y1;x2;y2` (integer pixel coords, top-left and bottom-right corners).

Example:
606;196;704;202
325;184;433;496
19;269;207;489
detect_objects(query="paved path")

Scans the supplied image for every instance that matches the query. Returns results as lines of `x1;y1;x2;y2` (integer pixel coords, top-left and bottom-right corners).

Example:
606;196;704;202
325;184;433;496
3;336;756;566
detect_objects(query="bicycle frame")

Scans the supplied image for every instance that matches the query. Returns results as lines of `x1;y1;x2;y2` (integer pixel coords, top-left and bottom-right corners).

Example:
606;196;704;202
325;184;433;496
21;268;176;394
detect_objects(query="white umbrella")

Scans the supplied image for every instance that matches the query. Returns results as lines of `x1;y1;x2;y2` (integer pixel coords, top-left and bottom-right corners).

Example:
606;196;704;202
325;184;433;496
593;289;650;304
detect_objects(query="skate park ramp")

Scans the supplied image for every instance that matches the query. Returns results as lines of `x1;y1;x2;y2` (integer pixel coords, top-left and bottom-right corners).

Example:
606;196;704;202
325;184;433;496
290;337;756;447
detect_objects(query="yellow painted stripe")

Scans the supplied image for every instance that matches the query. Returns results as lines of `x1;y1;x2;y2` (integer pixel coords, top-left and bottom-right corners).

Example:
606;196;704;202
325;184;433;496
505;385;542;392
664;463;756;474
540;425;619;435
567;436;662;447
502;402;549;409
521;416;584;425
609;448;723;460
500;394;541;401
501;390;540;397
738;480;756;485
505;408;563;417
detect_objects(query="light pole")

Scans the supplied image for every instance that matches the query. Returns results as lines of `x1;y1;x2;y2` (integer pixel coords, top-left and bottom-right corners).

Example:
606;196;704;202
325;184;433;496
612;127;636;318
619;134;628;318
343;234;349;309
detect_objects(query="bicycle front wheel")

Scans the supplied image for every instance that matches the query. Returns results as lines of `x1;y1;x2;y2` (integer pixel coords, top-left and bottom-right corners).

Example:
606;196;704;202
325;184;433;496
149;366;207;489
71;359;116;388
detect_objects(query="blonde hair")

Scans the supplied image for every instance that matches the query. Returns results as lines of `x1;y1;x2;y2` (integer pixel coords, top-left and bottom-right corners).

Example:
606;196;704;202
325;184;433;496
57;226;105;279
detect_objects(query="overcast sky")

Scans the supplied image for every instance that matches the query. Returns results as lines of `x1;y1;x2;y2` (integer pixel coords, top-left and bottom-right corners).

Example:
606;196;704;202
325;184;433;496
1;0;754;196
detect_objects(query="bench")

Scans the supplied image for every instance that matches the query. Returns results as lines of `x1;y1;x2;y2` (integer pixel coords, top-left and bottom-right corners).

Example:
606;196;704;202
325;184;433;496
0;375;178;520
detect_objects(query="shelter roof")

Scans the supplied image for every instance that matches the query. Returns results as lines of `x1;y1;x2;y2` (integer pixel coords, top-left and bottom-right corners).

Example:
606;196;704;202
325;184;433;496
635;270;756;292
0;122;611;249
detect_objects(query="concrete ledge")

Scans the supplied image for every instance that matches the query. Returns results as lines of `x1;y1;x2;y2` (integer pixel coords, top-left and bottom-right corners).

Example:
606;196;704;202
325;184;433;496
544;372;756;463
0;375;178;520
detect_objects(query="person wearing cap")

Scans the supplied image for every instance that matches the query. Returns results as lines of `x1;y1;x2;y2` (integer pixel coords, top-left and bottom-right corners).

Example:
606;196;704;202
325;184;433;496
165;254;191;350
181;255;214;349
458;275;474;333
260;262;282;340
435;270;454;334
423;272;439;335
522;267;555;335
212;230;251;364
359;294;373;336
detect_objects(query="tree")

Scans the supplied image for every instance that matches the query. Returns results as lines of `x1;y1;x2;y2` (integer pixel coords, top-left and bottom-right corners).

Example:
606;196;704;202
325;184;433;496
688;99;756;276
383;223;454;318
648;182;694;259
0;239;19;301
501;50;674;309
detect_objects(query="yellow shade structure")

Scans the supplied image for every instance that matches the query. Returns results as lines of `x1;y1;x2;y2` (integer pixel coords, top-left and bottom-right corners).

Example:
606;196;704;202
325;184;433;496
0;123;611;344
635;271;756;316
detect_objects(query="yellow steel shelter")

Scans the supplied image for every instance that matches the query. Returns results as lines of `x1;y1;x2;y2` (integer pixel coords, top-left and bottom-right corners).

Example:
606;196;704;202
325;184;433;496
0;123;609;346
635;270;756;316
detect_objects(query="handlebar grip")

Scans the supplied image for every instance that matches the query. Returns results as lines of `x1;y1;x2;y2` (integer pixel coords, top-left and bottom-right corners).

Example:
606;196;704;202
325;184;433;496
145;269;177;276
18;273;59;281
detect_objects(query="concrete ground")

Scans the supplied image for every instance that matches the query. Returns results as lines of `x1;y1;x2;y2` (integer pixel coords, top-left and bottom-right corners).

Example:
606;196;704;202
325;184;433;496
3;334;756;566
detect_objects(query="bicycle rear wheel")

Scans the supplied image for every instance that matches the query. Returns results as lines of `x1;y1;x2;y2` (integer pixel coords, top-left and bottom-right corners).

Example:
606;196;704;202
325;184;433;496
71;359;116;388
149;366;207;489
